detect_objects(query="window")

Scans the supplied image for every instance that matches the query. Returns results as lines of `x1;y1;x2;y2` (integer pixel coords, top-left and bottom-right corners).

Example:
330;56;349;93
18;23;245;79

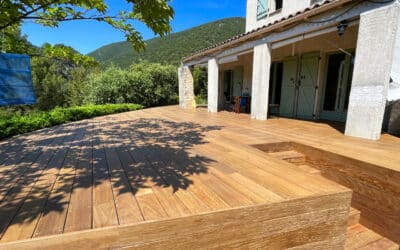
257;0;283;20
310;0;322;5
223;70;233;102
270;0;283;13
323;54;346;111
268;62;283;105
257;0;269;20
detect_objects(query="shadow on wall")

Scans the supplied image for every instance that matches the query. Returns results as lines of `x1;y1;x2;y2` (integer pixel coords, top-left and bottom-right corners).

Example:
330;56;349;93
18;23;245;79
0;116;222;237
384;100;400;137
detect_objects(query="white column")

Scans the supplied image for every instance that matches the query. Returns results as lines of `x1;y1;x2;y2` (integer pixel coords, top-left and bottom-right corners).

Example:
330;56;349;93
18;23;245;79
251;43;272;120
391;7;400;87
178;66;195;109
345;3;400;140
208;58;219;113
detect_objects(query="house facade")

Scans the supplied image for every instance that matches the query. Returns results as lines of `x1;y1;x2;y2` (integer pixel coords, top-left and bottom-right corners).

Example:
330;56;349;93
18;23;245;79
178;0;400;141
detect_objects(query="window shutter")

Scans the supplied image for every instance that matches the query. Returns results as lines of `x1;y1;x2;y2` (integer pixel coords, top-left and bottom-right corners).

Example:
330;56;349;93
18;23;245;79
257;0;269;19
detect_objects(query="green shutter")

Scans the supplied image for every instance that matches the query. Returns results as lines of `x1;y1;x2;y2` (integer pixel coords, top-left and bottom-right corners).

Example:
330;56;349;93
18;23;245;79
257;0;268;19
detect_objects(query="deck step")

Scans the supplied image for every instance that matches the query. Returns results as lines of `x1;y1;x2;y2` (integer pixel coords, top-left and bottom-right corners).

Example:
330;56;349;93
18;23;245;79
268;150;306;163
345;224;399;250
348;207;361;227
296;164;321;175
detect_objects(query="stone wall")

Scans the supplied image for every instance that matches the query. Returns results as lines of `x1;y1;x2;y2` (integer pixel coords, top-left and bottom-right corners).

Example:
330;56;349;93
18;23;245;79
178;66;196;109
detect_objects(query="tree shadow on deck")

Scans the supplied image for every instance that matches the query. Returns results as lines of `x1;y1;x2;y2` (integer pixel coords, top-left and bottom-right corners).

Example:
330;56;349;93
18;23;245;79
0;117;221;238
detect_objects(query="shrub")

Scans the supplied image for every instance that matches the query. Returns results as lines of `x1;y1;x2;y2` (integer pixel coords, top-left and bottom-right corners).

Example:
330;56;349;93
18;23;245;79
85;62;178;107
193;65;208;96
195;95;207;105
0;104;143;139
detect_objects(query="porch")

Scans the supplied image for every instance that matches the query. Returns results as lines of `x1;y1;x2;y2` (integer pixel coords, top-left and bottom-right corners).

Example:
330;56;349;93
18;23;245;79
0;106;399;249
179;0;400;141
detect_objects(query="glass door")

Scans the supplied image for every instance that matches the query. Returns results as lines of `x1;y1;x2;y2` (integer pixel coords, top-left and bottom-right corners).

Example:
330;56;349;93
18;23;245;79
223;70;233;102
320;52;354;122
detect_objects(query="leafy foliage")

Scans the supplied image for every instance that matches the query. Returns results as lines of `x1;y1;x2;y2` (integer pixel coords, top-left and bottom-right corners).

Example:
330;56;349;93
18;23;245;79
42;43;98;66
85;62;178;107
30;44;98;110
0;103;143;139
195;95;207;105
89;17;246;67
0;0;174;51
193;65;208;105
0;26;99;110
193;66;208;96
0;25;37;54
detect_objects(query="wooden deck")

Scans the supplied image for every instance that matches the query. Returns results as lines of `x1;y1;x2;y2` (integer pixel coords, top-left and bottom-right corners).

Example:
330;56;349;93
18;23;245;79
0;106;399;249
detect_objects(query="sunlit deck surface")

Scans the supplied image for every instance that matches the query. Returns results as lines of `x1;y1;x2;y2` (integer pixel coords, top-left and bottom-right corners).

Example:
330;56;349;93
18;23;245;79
0;106;399;248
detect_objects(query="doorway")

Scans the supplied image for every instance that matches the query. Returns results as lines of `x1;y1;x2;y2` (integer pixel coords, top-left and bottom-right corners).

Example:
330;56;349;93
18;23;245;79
320;52;354;122
269;62;283;115
280;53;320;119
222;66;244;108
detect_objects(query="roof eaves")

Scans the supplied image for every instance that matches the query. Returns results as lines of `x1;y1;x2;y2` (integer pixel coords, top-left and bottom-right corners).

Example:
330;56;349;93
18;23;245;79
182;0;350;63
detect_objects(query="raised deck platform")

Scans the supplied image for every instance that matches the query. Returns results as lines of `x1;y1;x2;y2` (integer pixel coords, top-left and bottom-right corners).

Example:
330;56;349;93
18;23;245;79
0;106;398;249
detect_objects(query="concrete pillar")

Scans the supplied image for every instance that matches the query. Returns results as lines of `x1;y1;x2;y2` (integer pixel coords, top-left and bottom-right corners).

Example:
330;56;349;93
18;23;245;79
391;6;400;87
345;3;400;140
208;58;219;113
251;43;272;120
178;66;196;109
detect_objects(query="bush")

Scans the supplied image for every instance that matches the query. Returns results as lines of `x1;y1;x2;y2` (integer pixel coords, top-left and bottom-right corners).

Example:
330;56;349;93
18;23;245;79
193;65;207;96
85;62;178;107
0;103;143;139
195;94;207;105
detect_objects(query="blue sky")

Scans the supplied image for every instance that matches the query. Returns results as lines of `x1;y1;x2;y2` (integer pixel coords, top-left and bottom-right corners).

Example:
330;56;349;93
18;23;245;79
21;0;246;55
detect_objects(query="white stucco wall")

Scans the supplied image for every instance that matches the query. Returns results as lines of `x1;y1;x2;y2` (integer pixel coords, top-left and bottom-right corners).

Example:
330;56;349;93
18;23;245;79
246;0;313;32
208;58;219;113
251;43;272;120
388;10;400;102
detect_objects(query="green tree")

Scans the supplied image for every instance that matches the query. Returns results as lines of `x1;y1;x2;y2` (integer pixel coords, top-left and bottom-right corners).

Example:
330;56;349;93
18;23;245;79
31;44;98;110
0;0;174;51
0;25;36;54
31;57;68;109
42;43;98;67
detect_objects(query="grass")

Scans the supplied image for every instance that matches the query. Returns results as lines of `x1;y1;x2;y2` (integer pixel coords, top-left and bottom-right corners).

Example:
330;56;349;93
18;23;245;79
0;103;143;140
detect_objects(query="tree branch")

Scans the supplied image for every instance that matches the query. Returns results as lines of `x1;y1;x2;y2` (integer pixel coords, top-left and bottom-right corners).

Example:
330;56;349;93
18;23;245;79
0;0;59;30
22;15;137;22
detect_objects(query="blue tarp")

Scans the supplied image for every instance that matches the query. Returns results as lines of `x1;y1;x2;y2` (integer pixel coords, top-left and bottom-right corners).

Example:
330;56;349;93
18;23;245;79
0;53;36;106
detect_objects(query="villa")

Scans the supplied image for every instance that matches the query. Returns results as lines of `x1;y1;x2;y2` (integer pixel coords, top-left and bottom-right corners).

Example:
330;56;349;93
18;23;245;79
179;0;400;141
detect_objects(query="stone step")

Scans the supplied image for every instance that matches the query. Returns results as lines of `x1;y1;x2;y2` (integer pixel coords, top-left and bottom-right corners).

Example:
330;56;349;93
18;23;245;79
296;164;321;175
267;150;306;163
345;224;399;250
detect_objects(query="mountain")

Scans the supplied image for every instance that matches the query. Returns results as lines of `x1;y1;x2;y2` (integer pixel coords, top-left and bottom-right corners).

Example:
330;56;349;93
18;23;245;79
88;17;246;68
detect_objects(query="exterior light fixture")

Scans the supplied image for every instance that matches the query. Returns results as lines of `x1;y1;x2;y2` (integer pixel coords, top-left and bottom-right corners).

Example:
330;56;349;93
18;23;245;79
337;20;348;36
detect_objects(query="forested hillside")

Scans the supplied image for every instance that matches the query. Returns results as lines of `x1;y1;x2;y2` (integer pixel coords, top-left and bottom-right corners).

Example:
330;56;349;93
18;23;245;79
88;17;245;68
